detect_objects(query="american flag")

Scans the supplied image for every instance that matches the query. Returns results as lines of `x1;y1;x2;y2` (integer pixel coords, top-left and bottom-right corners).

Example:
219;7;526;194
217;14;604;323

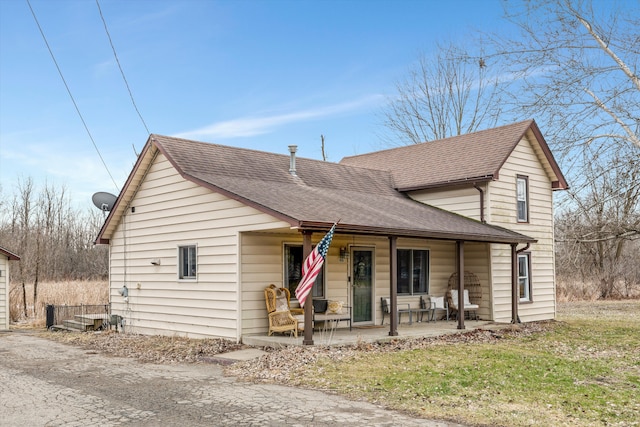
294;223;336;307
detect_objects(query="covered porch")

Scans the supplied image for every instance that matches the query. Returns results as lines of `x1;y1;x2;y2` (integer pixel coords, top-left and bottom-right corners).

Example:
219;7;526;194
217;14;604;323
294;228;533;346
244;318;501;347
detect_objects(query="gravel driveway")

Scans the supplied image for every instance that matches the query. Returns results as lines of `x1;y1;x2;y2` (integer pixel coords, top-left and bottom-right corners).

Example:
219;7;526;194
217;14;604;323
0;331;460;426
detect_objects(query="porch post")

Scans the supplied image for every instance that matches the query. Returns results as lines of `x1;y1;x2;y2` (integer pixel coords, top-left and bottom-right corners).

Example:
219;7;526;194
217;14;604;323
302;230;314;345
511;243;520;324
389;236;399;336
456;240;465;330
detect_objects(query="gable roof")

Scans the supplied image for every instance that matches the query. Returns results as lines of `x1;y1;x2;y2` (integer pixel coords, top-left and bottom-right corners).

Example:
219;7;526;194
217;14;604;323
340;119;568;191
0;246;20;261
96;133;536;245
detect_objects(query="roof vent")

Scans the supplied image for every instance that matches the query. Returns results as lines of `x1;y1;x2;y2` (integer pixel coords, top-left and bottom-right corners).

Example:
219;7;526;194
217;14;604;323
288;145;297;176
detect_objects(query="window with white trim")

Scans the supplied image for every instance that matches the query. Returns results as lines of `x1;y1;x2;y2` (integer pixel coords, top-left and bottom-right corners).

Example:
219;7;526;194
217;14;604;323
284;244;325;299
178;245;197;280
397;249;429;295
518;253;532;302
517;176;529;222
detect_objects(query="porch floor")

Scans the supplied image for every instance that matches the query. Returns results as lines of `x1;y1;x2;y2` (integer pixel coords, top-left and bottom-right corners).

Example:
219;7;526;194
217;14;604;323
243;319;507;347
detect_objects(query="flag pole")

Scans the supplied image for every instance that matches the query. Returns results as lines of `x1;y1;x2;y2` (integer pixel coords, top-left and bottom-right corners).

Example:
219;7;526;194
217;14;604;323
299;221;339;345
302;231;314;345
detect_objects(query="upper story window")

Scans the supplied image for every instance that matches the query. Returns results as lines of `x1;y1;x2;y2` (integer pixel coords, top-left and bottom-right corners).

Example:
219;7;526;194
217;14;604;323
397;249;429;295
518;253;532;302
285;244;325;299
516;175;529;223
178;245;197;280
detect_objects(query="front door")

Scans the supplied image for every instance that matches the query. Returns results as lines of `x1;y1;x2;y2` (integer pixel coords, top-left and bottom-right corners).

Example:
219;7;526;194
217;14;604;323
352;248;374;323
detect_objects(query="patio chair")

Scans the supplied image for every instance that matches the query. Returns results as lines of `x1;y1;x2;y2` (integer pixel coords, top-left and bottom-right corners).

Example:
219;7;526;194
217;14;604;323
447;289;479;320
421;295;449;321
264;284;304;337
380;297;412;325
447;271;482;320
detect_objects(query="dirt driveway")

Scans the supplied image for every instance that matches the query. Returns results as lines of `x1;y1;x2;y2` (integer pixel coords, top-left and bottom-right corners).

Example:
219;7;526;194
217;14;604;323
0;331;459;426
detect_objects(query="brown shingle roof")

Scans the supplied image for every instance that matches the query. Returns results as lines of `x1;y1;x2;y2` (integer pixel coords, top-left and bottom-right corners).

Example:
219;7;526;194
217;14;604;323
146;134;534;244
340;120;567;191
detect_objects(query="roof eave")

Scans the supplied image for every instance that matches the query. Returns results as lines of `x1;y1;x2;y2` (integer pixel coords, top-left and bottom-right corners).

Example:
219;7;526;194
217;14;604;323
94;134;157;245
298;221;536;245
396;175;494;192
528;120;569;190
153;139;299;228
0;247;20;261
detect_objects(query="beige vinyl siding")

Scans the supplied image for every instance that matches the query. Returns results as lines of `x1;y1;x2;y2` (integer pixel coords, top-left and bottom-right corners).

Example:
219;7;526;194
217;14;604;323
487;133;556;322
109;153;289;340
0;256;8;330
408;186;483;221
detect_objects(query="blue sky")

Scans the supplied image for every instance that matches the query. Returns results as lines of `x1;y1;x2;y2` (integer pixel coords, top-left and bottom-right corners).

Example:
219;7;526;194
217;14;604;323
0;0;512;208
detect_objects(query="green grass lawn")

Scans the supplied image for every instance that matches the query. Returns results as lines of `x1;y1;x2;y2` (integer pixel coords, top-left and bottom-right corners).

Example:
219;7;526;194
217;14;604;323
294;301;640;426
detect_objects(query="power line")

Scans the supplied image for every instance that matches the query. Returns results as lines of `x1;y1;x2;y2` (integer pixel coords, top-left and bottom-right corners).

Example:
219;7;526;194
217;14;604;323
96;0;150;136
26;0;120;191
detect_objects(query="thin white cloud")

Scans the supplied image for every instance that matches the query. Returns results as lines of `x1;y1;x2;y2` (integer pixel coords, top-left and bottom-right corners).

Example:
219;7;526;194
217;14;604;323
174;95;384;140
0;140;128;208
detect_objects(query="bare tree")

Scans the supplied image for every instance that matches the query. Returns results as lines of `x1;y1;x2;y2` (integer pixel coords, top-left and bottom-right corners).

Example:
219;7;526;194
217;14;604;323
381;43;503;145
486;0;640;296
556;152;640;297
489;0;640;191
15;177;34;317
0;178;109;318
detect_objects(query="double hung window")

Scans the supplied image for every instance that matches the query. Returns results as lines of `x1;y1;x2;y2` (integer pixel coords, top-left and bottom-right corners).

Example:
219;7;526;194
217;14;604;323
178;245;197;280
517;176;529;222
518;253;532;302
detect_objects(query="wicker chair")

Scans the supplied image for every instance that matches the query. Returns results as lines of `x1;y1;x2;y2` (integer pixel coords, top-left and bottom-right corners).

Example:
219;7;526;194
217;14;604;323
446;271;482;320
264;284;304;337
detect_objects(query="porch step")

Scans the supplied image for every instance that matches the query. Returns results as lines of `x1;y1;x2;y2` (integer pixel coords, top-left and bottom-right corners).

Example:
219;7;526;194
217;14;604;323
74;314;106;331
62;319;94;332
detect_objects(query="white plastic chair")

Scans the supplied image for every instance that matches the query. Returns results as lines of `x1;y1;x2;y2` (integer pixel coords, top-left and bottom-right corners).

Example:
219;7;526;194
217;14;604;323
448;289;479;320
430;296;449;321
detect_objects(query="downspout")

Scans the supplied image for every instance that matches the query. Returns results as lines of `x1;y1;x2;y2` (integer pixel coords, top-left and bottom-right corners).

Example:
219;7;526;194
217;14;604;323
473;183;485;223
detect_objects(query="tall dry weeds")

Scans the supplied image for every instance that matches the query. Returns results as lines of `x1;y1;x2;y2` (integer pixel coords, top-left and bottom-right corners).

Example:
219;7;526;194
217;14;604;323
9;280;108;326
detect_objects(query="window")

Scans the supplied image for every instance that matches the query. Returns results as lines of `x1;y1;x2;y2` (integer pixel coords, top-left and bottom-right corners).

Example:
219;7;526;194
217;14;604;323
517;176;529;222
178;245;197;279
285;245;324;299
518;253;532;302
397;249;429;295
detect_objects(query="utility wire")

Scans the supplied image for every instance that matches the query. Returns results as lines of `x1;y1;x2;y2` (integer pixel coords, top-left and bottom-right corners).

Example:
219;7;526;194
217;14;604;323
96;0;150;136
26;0;120;191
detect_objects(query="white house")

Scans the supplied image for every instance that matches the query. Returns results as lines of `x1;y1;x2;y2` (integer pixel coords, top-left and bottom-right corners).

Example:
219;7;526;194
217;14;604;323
96;119;568;342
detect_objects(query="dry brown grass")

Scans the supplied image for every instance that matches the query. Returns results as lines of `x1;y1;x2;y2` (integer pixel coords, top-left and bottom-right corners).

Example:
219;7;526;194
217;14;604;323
9;280;108;326
556;278;640;302
556;278;601;302
44;330;245;363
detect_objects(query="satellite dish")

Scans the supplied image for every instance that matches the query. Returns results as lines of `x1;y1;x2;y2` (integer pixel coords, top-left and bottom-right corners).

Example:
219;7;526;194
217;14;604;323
92;192;117;212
